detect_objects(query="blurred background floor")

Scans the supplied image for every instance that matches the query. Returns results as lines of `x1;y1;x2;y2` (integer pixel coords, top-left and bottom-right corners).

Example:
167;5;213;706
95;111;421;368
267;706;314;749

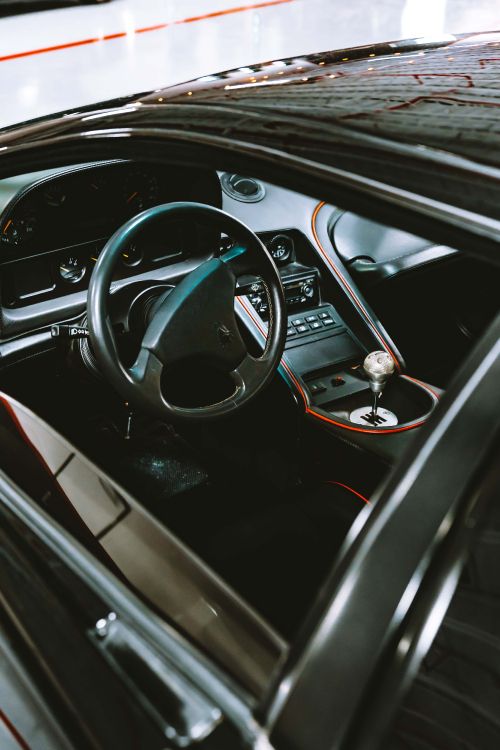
1;0;500;127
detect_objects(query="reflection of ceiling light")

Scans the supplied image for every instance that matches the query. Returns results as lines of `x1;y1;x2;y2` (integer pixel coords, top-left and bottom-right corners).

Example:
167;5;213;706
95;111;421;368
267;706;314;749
19;84;38;106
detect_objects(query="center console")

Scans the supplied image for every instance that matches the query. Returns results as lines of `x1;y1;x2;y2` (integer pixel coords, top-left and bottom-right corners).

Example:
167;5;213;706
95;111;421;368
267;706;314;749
239;228;438;441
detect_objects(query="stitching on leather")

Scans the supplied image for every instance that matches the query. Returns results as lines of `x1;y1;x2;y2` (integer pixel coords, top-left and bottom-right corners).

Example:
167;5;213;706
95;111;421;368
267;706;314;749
261;277;273;356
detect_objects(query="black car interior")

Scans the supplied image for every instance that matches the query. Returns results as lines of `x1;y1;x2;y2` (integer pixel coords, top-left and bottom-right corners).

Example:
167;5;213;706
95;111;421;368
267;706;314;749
0;158;499;641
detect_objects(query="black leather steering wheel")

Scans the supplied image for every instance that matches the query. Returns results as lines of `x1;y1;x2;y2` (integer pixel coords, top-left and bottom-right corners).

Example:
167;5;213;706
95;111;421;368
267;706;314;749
87;202;287;420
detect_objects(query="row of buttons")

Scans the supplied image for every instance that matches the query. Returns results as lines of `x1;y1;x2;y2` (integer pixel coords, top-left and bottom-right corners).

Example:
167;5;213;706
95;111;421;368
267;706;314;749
287;311;336;338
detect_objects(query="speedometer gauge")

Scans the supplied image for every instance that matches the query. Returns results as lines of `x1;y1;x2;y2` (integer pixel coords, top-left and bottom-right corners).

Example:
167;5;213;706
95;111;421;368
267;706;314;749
44;184;67;207
123;170;159;212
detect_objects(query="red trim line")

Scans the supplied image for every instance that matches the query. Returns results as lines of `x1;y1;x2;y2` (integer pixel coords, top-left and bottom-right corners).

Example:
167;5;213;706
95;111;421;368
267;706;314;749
324;481;371;505
237;297;436;435
0;708;31;750
0;0;294;64
0;397;58;479
403;374;440;401
311;202;401;372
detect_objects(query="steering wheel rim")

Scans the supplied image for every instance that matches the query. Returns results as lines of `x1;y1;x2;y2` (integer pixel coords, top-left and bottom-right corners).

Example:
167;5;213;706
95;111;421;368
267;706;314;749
87;202;287;420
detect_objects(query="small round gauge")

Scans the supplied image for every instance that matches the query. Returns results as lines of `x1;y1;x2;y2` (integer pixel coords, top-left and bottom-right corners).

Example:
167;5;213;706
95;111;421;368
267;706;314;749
44;184;67;208
121;245;143;267
59;256;86;284
1;213;38;246
269;234;293;264
123;170;159;212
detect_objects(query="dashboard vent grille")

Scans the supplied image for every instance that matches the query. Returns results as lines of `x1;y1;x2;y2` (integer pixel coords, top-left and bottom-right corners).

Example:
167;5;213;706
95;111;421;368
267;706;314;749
221;174;266;203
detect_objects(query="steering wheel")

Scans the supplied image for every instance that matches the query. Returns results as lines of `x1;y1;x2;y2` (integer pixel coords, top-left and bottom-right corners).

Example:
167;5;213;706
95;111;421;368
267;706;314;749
87;202;287;420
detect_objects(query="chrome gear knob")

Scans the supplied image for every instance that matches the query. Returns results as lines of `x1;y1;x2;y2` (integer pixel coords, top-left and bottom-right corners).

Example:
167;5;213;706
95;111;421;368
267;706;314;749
363;350;395;394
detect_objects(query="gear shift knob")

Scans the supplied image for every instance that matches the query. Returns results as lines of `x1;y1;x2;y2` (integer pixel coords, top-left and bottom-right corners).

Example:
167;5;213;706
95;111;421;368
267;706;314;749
363;350;395;394
350;351;398;427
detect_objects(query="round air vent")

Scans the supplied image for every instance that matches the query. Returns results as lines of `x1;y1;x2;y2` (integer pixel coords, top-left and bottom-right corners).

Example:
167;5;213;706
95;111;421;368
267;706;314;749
221;173;266;203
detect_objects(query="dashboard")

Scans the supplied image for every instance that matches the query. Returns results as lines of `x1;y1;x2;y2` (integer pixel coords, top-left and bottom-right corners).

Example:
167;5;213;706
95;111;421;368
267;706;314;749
0;161;221;311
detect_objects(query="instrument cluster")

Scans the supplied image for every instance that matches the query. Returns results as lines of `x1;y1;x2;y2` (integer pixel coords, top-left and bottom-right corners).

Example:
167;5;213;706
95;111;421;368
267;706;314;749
0;161;221;308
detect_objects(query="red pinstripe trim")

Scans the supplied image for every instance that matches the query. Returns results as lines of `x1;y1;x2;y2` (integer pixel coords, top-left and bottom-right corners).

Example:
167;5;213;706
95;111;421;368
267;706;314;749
0;708;31;750
324;481;371;505
0;0;294;63
311;202;401;372
0;397;57;479
237;297;436;435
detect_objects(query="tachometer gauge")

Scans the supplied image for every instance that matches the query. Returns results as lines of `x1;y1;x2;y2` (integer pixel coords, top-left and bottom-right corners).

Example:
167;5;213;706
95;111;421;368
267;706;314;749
121;244;143;267
1;213;38;246
58;255;86;284
44;184;67;208
123;170;159;212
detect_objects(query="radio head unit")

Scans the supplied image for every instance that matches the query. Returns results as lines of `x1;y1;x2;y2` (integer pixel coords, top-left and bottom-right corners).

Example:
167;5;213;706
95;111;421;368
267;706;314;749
247;270;320;319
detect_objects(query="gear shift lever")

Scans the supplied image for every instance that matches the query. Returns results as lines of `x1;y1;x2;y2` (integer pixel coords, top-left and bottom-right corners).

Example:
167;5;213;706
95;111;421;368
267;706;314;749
350;350;398;427
363;350;395;417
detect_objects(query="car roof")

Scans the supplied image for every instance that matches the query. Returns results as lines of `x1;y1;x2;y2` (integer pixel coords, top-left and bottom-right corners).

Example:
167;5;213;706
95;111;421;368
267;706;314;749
140;32;500;172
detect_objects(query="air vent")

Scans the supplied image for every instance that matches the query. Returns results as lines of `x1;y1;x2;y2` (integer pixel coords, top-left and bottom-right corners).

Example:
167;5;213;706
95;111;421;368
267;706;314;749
220;173;266;203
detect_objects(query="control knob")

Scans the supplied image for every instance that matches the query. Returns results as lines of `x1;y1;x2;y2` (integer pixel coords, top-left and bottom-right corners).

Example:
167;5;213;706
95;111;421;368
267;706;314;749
301;281;315;298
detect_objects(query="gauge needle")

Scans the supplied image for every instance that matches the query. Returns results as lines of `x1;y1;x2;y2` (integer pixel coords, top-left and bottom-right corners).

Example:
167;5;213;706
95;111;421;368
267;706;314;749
127;191;139;204
2;219;12;234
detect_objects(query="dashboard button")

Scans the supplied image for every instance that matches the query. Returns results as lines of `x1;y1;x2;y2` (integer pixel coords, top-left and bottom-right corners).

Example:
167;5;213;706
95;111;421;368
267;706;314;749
322;318;335;326
292;318;304;327
305;315;318;322
296;324;309;333
310;382;326;395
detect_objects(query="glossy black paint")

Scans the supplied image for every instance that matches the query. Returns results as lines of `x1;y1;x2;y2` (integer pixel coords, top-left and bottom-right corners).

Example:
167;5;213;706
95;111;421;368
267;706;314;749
0;0;109;15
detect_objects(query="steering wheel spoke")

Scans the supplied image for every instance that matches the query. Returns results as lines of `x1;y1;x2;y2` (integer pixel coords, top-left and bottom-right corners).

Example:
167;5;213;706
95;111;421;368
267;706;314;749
220;244;256;277
231;353;270;397
129;346;165;409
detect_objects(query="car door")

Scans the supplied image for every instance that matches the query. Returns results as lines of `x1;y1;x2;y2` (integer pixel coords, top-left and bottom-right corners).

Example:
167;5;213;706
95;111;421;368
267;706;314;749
260;313;500;750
